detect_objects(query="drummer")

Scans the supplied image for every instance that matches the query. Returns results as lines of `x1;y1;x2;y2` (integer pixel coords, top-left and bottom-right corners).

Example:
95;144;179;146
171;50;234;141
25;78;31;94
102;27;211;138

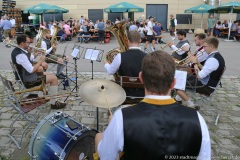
95;50;211;159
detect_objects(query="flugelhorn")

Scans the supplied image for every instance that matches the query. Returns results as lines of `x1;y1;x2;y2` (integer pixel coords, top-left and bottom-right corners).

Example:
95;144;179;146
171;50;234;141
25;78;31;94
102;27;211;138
160;40;175;50
175;50;204;66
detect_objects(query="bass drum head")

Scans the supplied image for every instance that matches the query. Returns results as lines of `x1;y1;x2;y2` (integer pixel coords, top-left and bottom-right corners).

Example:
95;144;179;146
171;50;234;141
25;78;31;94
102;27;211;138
65;130;97;160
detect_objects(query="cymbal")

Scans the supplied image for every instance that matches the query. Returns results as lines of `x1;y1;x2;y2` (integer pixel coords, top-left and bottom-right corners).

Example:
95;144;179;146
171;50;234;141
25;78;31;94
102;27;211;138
79;79;126;108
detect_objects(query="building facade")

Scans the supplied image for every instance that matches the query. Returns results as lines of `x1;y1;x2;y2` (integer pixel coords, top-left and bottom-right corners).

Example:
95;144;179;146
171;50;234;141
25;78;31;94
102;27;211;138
1;0;238;30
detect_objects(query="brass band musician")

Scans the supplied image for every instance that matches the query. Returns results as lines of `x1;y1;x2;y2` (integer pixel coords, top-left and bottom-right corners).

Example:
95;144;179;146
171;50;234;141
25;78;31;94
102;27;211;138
25;31;48;72
168;30;190;61
41;29;66;79
175;37;225;107
11;34;66;109
104;31;146;99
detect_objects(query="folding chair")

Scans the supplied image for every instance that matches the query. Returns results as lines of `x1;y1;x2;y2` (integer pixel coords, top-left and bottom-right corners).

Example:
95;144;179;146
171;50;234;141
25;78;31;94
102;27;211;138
0;74;49;149
115;76;144;104
9;61;26;91
191;67;226;125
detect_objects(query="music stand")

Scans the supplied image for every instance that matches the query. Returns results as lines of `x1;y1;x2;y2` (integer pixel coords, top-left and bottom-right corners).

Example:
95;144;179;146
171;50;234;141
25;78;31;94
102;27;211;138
83;47;104;130
64;43;84;102
83;47;104;79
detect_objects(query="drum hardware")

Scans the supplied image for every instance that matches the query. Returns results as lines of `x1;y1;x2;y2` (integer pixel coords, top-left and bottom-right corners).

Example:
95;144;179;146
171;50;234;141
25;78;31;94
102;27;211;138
79;79;126;130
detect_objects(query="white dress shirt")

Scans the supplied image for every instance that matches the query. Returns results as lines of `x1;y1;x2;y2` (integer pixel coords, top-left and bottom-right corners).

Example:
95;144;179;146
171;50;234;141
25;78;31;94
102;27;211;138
196;46;208;63
104;47;142;75
10;19;15;27
98;95;211;160
16;48;34;73
41;40;52;55
198;51;219;80
171;42;190;55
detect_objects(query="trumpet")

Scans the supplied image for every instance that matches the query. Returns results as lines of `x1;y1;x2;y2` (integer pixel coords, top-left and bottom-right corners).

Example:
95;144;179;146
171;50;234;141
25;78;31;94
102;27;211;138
161;40;174;50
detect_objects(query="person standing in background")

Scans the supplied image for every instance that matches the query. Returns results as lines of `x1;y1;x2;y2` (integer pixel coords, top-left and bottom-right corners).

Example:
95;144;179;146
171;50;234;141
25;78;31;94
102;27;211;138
207;14;216;37
169;14;177;41
97;19;105;44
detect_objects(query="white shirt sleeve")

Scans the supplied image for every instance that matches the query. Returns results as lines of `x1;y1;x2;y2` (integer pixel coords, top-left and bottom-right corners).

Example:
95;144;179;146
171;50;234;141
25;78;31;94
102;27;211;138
174;19;177;26
16;54;34;73
198;58;219;79
41;40;52;55
171;43;189;55
197;112;211;160
104;54;121;75
98;109;124;160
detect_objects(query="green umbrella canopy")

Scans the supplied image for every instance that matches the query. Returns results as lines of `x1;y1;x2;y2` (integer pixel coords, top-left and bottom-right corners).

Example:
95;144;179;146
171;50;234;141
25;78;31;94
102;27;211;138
23;2;69;14
208;2;240;13
104;1;144;13
185;4;212;13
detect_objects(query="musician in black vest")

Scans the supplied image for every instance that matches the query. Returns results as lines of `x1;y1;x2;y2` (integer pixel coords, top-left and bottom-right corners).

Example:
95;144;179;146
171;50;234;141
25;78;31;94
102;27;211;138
176;37;225;107
168;29;190;60
104;30;146;98
41;29;66;79
96;50;211;160
11;34;66;109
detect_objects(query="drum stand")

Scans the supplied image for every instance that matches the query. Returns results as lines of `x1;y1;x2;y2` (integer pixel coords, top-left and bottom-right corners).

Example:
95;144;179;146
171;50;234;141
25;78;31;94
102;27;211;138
83;47;104;130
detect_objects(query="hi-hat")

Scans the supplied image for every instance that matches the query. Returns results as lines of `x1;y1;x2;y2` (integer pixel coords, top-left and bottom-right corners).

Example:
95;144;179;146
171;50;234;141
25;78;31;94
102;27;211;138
79;79;126;108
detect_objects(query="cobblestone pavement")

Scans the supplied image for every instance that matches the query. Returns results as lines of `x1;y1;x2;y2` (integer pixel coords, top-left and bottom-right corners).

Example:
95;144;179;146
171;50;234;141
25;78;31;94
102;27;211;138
0;70;240;160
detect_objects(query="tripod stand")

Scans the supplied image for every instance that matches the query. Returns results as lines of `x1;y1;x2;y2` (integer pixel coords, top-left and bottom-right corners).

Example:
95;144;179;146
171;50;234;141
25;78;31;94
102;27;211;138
64;43;84;102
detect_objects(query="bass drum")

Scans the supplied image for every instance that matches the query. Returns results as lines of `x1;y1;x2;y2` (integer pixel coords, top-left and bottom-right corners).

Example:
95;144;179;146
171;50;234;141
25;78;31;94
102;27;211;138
29;111;97;160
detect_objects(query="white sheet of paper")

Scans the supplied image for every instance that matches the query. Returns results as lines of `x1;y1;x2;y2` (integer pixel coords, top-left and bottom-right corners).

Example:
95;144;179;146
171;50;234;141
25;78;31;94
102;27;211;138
174;70;187;90
71;48;80;58
84;49;94;59
91;50;100;60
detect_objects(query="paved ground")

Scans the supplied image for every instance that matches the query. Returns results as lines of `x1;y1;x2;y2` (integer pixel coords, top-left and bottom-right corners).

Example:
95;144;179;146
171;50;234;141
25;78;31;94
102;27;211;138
0;33;240;159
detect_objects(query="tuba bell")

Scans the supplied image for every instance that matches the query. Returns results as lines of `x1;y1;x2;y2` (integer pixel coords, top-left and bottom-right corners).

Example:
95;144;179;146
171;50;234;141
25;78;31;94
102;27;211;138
105;21;129;63
50;25;61;53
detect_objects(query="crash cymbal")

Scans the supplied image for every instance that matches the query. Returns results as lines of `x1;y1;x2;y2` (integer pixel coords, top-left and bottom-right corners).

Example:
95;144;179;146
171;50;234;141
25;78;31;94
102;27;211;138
79;79;126;108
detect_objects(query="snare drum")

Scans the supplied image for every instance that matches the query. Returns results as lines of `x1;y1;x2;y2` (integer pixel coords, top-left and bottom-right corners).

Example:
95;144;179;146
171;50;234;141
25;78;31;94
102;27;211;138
29;111;97;160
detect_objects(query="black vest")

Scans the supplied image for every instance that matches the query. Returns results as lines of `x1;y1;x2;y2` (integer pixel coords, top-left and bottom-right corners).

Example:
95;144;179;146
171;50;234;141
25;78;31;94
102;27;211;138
207;52;225;87
172;40;189;60
118;49;146;77
43;38;53;55
118;49;146;97
122;102;202;160
11;47;37;83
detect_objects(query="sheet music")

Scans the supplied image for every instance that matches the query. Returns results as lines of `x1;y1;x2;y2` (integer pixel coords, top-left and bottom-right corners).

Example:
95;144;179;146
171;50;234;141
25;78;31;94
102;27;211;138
91;50;100;61
84;49;93;59
84;49;100;61
174;70;187;90
71;48;80;58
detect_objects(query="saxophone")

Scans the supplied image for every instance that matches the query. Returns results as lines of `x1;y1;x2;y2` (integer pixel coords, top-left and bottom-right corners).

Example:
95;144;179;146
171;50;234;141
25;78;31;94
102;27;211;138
51;25;61;53
105;21;129;63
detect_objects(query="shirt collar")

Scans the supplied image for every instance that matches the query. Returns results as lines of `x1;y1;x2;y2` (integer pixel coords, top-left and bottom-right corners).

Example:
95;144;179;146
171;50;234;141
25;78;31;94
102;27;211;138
18;47;28;54
142;95;176;105
209;51;218;56
129;46;141;50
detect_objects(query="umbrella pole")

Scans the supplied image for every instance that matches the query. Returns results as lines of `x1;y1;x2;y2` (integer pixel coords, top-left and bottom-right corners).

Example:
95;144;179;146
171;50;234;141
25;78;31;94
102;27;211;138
201;13;203;28
224;7;234;42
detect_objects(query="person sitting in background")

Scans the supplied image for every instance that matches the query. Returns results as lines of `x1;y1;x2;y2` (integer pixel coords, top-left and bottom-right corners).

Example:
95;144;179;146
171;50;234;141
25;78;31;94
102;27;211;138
62;22;72;40
56;27;66;42
129;21;138;31
230;21;238;39
233;22;240;42
222;19;228;28
82;23;91;43
214;21;223;37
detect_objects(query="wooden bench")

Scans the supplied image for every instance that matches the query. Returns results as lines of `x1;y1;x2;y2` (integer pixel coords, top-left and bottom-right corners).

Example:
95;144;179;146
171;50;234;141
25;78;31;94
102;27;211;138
77;35;98;43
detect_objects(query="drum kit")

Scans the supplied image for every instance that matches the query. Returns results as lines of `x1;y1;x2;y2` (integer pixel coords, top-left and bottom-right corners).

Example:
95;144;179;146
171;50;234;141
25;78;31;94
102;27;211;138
28;79;126;160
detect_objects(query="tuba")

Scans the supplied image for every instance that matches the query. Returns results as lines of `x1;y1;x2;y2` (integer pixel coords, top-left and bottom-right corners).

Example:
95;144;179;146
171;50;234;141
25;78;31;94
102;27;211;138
35;28;48;48
105;21;129;63
50;25;61;53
